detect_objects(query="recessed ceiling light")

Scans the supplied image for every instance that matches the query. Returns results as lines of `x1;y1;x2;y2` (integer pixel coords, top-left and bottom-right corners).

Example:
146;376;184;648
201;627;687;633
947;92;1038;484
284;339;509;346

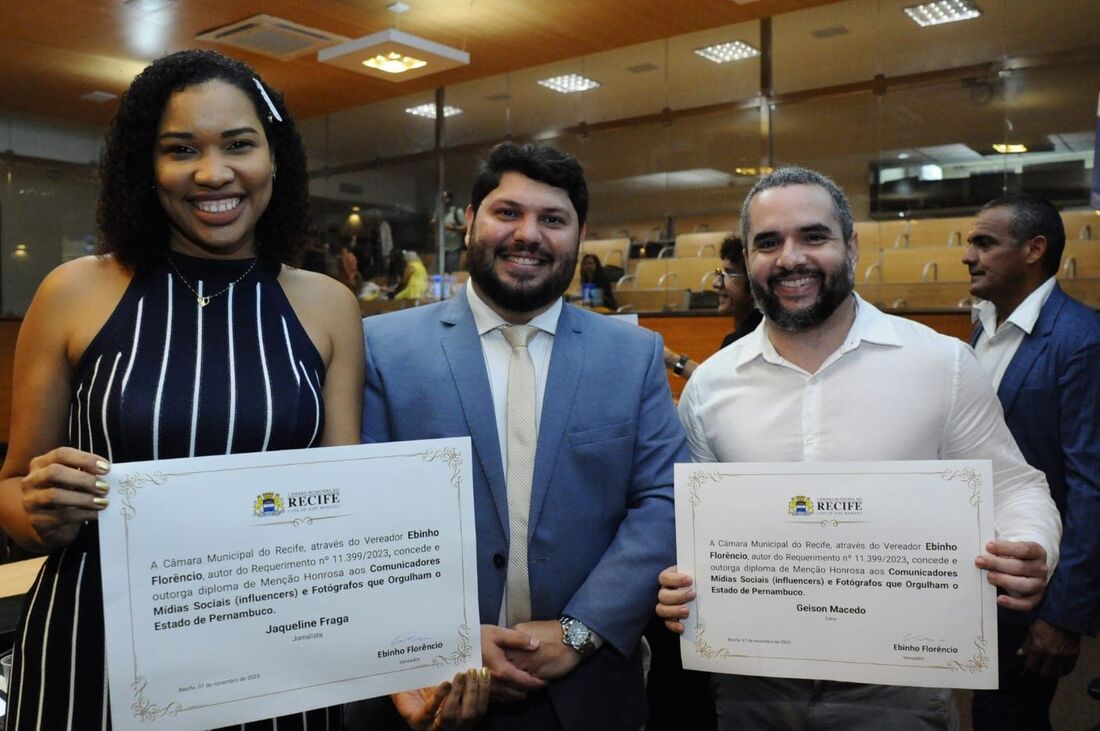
405;103;463;119
734;166;774;176
387;2;411;13
904;0;981;27
318;29;469;82
80;90;118;103
992;143;1027;154
537;74;600;94
897;152;911;159
364;52;427;74
694;41;759;64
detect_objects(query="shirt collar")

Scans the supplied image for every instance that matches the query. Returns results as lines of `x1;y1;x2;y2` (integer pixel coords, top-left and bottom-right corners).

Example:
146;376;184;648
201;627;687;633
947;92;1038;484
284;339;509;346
732;293;901;371
971;275;1057;337
465;281;562;336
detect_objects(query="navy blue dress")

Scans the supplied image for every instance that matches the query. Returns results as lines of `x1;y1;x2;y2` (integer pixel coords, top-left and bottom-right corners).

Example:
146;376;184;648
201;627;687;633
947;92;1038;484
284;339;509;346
7;254;338;730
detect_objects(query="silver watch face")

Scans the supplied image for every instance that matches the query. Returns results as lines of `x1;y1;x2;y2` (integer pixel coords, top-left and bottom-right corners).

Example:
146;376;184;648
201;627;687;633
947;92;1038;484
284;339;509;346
564;621;590;646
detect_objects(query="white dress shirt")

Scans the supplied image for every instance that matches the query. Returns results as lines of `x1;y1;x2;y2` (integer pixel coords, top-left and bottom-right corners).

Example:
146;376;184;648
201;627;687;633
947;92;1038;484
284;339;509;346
465;283;560;473
972;276;1058;389
679;294;1061;573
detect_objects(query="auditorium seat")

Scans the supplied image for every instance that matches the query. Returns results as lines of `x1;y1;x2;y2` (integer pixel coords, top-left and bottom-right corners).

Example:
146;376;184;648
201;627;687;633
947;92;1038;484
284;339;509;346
621;257;722;291
580;237;631;268
660;231;732;258
615;289;692;312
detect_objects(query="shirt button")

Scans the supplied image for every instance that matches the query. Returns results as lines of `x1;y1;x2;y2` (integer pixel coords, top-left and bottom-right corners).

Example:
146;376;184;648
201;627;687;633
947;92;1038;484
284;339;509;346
493;553;506;568
805;435;816;444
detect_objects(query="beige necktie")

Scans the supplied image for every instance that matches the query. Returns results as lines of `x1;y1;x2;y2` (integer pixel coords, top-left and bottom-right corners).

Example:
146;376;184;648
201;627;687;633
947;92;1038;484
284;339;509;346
502;324;538;627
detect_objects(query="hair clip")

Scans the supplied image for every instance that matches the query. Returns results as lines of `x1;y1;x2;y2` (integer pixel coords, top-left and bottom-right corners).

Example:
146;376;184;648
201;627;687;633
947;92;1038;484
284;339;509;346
252;78;283;123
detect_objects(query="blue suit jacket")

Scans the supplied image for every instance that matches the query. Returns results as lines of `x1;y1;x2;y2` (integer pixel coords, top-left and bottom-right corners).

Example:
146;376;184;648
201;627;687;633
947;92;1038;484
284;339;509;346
361;294;688;728
971;284;1100;635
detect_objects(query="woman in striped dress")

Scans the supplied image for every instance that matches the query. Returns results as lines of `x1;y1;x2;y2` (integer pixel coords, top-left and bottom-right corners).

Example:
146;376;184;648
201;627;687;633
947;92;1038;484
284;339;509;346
0;51;371;729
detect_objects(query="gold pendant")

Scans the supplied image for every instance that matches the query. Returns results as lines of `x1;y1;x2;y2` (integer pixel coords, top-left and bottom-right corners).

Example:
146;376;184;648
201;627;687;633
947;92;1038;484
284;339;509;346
198;295;212;307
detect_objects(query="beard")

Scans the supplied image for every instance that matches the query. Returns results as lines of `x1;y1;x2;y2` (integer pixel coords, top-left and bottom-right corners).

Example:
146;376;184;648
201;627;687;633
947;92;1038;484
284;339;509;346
749;256;855;332
467;230;579;316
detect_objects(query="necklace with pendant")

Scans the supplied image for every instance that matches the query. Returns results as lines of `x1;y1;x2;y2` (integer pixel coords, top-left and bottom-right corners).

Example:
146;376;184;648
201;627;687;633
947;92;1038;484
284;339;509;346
167;255;257;308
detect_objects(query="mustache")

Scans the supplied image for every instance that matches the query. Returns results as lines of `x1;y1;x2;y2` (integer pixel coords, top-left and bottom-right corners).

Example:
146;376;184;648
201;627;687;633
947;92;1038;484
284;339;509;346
767;266;823;287
494;241;553;260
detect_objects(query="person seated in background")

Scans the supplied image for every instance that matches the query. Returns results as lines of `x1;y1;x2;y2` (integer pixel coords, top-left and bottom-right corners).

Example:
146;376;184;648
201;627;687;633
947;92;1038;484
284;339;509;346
663;233;760;380
391;250;430;300
578;253;617;310
328;243;362;294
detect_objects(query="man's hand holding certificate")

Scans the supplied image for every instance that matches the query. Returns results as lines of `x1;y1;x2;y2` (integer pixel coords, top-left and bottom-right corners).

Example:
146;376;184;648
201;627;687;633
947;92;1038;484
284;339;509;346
98;438;481;731
664;461;1002;689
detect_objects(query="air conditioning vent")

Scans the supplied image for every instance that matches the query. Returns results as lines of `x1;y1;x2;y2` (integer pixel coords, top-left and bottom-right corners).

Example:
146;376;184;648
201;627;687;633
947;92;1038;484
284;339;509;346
627;63;659;74
810;25;850;39
196;14;347;60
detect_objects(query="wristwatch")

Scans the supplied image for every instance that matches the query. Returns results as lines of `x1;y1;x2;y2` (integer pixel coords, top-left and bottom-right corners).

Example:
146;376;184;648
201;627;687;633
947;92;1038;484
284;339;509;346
559;616;599;658
672;354;690;376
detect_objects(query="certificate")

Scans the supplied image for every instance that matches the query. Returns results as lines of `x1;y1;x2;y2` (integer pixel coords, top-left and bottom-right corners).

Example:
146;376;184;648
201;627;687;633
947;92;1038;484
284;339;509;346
98;438;480;731
676;460;997;689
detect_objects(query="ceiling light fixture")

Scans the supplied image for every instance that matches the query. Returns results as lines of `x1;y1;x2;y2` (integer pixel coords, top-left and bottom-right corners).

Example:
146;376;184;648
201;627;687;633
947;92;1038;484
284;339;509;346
318;29;469;82
537;74;601;94
903;0;981;27
405;103;463;119
694;41;760;64
80;91;118;103
992;143;1028;154
734;166;774;176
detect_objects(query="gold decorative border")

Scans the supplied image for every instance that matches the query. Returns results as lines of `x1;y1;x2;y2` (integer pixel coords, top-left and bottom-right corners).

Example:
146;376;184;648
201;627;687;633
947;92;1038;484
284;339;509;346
686;466;990;675
116;445;473;719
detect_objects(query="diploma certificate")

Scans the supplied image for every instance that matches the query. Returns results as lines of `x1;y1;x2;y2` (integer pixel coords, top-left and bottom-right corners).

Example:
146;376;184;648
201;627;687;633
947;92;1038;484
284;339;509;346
99;439;480;731
676;460;997;689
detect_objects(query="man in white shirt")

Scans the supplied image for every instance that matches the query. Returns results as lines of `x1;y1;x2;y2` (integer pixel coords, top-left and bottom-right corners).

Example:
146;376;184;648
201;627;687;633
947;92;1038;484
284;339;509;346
656;167;1061;730
964;194;1100;731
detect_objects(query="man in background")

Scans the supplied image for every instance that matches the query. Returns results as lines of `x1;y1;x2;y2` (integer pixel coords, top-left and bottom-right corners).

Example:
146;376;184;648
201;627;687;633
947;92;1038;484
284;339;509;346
964;193;1100;731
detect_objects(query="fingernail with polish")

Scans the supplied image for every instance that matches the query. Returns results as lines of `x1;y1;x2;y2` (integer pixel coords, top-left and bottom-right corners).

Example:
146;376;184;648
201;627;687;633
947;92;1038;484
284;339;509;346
480;667;490;681
95;480;109;494
95;459;111;474
93;497;109;507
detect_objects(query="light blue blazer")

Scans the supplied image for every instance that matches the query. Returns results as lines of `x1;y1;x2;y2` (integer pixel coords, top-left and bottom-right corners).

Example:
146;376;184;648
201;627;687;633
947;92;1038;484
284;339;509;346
361;293;688;729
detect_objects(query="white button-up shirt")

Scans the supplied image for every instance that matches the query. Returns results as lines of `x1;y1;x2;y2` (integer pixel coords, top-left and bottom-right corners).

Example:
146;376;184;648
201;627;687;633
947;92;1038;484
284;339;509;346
972;276;1057;389
466;283;560;473
679;294;1061;573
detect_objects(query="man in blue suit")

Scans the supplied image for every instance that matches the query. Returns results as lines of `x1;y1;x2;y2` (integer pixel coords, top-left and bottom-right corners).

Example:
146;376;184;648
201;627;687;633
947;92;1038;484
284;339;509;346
965;194;1100;731
359;142;688;730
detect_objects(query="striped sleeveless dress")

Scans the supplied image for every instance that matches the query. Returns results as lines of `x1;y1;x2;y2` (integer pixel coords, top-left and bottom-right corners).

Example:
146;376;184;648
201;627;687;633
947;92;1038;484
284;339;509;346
6;253;339;730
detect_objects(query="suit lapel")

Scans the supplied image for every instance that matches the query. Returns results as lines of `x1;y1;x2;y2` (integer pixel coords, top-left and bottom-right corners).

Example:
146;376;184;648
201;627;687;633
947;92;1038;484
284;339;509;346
439;296;509;535
529;305;584;533
997;286;1065;415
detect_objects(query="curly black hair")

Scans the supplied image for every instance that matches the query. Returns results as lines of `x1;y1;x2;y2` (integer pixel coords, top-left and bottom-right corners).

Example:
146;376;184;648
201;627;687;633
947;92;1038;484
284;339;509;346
96;49;310;273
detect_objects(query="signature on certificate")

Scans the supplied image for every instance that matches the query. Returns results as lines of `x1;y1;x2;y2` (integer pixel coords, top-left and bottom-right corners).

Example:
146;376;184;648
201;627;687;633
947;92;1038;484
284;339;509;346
391;634;431;647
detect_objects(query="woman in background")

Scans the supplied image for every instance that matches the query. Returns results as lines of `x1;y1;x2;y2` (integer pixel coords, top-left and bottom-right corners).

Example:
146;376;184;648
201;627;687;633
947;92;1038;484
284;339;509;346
578;253;618;310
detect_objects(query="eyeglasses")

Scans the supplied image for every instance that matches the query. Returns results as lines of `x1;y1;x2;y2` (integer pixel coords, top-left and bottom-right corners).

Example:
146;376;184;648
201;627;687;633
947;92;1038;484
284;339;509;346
713;268;745;285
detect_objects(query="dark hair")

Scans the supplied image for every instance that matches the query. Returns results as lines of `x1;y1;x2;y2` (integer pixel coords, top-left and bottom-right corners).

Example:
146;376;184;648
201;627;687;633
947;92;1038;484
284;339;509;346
720;234;745;270
470;142;589;226
740;166;854;245
980;194;1066;276
97;49;310;273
